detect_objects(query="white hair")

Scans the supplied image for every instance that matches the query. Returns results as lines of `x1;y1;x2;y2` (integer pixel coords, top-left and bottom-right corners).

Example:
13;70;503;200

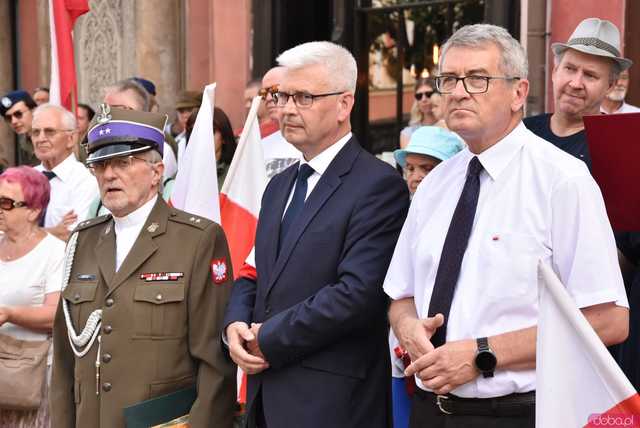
33;103;77;130
276;41;357;94
439;24;528;79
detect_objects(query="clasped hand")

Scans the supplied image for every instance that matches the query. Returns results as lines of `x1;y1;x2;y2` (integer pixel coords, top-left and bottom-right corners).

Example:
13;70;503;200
226;321;269;374
400;314;480;395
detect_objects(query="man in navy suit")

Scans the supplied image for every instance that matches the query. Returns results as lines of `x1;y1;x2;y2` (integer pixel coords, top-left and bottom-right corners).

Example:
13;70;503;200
223;41;409;428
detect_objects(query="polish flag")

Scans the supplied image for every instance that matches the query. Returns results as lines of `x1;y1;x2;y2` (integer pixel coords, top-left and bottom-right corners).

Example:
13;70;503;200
170;83;221;223
219;96;267;277
536;262;640;427
220;96;267;406
48;0;89;110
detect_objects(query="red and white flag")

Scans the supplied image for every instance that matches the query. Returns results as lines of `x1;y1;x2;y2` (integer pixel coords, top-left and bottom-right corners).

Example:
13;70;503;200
536;262;640;427
170;83;221;223
219;96;267;276
220;96;267;406
48;0;89;110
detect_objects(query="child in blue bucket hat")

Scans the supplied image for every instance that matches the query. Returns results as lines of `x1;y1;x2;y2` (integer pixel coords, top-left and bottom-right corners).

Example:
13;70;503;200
394;126;464;195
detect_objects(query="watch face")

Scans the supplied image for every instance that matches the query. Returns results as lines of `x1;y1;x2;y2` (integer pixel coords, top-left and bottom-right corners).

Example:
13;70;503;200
475;350;497;371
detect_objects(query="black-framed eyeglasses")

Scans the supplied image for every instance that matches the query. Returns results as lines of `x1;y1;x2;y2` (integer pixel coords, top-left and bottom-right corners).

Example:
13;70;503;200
415;90;435;101
4;109;29;122
28;128;74;139
0;197;28;211
87;155;157;175
435;75;520;94
273;91;345;108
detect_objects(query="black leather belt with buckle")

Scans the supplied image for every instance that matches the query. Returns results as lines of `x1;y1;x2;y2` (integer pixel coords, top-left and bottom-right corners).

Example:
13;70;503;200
415;389;535;417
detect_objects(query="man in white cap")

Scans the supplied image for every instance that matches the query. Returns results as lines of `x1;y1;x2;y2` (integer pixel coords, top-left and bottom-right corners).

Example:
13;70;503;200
601;70;640;114
524;17;632;172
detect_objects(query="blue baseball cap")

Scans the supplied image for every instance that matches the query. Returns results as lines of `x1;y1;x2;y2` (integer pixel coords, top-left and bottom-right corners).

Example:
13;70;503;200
394;126;464;167
0;90;36;116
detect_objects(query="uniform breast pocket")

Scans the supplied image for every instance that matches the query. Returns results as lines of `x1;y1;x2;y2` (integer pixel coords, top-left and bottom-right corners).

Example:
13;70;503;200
481;232;547;301
62;282;98;332
132;283;186;339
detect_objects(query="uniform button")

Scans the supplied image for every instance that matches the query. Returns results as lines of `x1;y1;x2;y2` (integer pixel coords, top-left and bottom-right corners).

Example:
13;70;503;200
74;293;81;301
265;306;271;315
103;325;113;334
102;382;112;392
155;293;163;301
102;353;112;363
105;298;114;307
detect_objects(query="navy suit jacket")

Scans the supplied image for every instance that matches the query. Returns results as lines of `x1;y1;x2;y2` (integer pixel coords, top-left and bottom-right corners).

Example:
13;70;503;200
224;137;409;428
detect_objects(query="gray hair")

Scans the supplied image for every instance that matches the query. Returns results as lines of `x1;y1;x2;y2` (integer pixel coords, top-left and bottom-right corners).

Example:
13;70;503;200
104;79;151;111
553;51;621;84
439;24;528;79
276;41;357;94
33;103;77;130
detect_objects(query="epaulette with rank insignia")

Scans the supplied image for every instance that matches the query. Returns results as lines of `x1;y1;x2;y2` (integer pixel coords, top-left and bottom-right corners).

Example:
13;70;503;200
168;208;212;230
72;214;112;233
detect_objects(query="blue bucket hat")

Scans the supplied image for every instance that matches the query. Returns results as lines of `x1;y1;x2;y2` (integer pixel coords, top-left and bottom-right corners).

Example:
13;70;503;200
394;126;464;167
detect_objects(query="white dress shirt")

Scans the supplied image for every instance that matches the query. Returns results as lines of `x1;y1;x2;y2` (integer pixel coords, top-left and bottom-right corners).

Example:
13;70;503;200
36;154;99;229
113;195;157;271
283;132;352;212
600;102;640;114
383;122;627;398
262;130;303;178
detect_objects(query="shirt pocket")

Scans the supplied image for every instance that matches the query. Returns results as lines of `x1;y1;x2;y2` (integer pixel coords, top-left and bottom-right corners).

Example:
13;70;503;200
481;232;546;301
132;283;186;339
62;281;98;332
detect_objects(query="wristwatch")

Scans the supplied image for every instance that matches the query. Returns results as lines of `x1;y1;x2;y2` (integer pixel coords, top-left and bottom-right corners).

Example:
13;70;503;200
474;337;497;378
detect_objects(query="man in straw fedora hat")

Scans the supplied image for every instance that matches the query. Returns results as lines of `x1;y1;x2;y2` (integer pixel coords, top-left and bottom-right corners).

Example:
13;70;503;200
524;17;632;171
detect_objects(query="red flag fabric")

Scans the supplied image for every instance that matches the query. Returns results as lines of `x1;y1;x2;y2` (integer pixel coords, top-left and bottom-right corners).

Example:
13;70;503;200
49;0;89;110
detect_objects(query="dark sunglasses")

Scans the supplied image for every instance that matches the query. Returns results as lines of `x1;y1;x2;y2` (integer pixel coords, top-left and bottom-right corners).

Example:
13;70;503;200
0;197;28;211
415;91;435;101
4;109;28;122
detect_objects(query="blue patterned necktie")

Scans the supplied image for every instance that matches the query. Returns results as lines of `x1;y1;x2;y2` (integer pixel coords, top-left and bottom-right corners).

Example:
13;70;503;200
428;156;483;348
279;164;315;251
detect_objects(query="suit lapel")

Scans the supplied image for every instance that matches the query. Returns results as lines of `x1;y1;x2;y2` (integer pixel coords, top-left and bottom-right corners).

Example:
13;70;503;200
106;198;169;297
266;138;360;295
265;164;299;270
94;219;116;287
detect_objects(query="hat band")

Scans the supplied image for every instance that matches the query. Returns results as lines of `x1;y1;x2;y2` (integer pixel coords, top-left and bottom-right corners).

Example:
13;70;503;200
567;37;620;57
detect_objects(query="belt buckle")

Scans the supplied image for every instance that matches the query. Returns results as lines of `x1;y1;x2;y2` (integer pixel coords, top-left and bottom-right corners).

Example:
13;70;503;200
436;395;453;415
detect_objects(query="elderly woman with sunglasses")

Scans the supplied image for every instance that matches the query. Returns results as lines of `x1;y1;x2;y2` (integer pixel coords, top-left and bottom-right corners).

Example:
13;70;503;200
0;166;65;427
399;77;440;149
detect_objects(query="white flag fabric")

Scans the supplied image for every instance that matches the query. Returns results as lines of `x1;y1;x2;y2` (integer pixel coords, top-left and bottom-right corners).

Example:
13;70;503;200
48;0;61;106
536;261;640;428
219;96;268;273
170;83;220;223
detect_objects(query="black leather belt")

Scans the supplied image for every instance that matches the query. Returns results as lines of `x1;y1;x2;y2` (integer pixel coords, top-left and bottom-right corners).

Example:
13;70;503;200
415;388;535;417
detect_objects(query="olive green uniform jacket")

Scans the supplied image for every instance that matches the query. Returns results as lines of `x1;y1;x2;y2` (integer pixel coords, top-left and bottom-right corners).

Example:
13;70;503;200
50;199;236;427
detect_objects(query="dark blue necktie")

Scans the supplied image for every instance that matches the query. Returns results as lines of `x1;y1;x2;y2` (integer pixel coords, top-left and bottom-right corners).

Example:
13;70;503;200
279;164;315;250
428;156;483;348
39;171;57;227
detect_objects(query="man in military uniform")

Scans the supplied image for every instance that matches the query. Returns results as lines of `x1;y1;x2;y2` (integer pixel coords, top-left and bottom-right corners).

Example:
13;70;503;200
50;105;236;427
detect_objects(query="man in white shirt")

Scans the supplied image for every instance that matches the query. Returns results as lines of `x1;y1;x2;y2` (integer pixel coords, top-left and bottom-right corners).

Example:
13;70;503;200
385;24;629;428
31;104;98;240
601;70;640;114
